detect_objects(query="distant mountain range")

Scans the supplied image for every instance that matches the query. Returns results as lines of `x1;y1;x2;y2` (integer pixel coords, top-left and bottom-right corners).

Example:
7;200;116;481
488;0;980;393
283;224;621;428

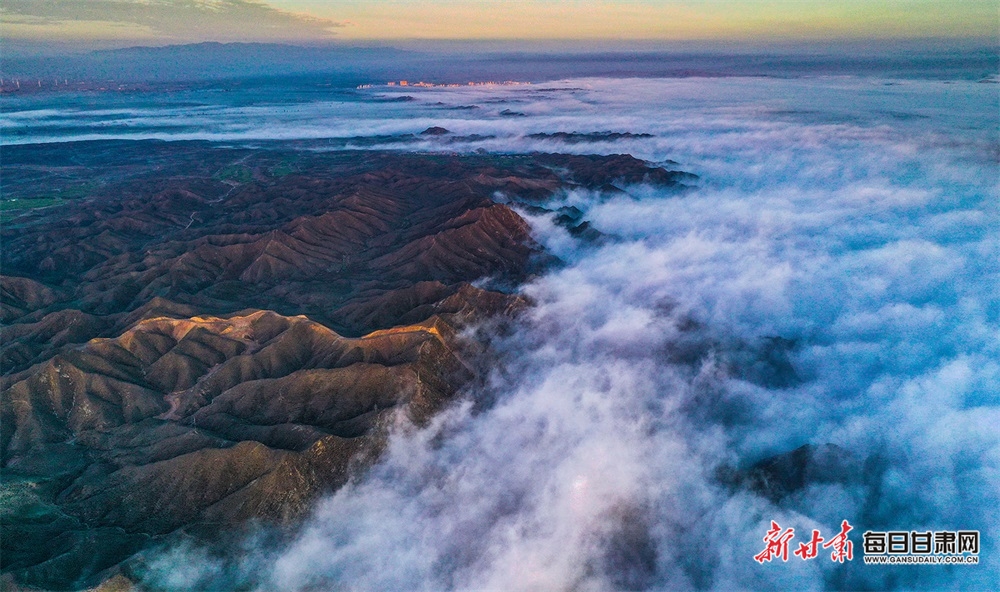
94;41;406;58
1;42;410;83
1;40;996;86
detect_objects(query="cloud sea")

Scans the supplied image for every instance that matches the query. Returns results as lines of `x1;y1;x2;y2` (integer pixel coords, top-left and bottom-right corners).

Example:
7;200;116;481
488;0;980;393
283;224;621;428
8;74;997;590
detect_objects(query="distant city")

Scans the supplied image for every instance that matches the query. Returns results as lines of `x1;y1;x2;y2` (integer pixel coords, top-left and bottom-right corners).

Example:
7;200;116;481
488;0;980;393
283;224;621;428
359;80;532;89
0;78;534;94
0;78;77;93
0;78;198;94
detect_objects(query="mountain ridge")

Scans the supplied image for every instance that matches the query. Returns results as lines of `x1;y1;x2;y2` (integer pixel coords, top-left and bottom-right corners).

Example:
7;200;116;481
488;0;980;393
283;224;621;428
1;142;694;589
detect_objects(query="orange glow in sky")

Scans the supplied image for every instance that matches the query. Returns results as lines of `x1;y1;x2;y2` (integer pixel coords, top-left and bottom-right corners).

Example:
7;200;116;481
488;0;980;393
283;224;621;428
3;0;995;45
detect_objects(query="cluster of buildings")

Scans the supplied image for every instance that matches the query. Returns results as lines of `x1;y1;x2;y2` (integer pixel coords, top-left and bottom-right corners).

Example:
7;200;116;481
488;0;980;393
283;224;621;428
0;78;68;92
357;80;530;89
0;77;190;94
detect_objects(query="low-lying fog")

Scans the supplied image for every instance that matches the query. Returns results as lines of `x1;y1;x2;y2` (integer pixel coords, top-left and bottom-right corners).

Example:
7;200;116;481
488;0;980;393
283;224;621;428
20;75;998;590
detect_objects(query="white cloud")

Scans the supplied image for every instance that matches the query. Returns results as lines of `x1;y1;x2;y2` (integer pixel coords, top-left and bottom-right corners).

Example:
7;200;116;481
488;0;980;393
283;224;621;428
1;0;344;43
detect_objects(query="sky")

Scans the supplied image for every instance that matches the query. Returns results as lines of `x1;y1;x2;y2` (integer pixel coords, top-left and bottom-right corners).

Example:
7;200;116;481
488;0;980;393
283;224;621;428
1;0;996;48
